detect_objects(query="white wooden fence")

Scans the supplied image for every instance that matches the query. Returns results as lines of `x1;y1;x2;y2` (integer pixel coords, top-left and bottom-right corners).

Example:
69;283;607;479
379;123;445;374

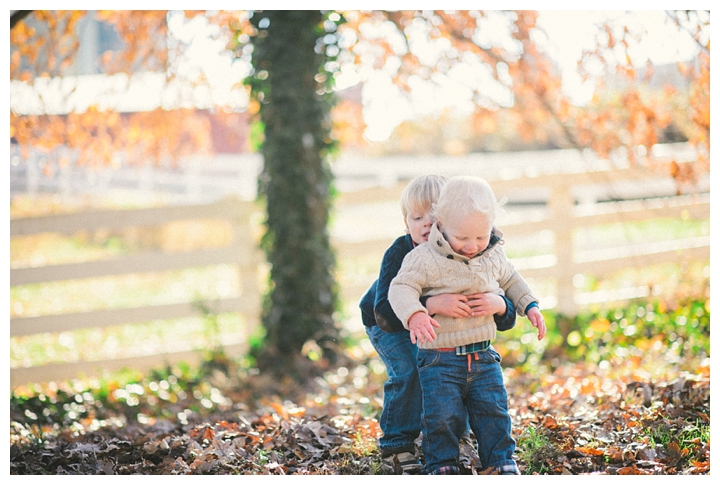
9;153;710;387
335;164;710;317
10;197;263;387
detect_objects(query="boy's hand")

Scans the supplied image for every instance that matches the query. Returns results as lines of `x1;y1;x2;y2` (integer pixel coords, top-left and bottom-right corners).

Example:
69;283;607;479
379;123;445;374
407;311;440;345
425;294;473;318
466;293;507;317
527;307;546;340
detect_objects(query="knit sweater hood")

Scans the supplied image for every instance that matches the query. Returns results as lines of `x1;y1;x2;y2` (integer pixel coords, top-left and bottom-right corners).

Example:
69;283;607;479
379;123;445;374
388;222;537;349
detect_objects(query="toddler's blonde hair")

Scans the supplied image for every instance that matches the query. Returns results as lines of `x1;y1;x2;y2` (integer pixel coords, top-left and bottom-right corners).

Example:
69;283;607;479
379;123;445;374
400;174;448;220
433;175;504;225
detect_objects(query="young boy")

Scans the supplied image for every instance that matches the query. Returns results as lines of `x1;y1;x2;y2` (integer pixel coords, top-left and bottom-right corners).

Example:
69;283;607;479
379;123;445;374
359;174;519;474
388;175;546;475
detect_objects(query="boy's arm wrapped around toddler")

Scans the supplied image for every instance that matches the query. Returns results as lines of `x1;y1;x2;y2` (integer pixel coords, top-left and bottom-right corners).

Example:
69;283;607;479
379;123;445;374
495;295;516;331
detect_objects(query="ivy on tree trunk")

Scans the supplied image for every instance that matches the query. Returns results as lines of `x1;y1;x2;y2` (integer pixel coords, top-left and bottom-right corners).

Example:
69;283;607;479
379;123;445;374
246;11;340;376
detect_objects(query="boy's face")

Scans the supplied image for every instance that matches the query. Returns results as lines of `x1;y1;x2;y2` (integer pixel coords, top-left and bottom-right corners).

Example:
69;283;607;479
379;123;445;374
405;205;434;245
438;211;492;258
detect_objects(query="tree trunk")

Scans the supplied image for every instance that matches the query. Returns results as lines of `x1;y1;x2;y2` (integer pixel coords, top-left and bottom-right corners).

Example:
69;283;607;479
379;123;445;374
248;11;339;377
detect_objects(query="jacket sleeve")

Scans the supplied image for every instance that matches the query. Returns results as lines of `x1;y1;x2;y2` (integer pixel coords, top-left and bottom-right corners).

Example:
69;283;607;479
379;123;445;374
388;250;429;329
494;295;517;331
495;246;537;317
359;280;378;327
373;238;411;333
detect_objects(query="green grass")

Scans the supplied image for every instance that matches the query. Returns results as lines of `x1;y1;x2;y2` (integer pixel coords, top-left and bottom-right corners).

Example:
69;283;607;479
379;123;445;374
643;420;710;449
515;426;558;474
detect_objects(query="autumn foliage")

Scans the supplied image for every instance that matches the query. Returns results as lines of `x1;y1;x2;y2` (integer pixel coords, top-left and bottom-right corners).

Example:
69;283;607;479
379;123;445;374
10;10;710;177
570;11;710;182
334;10;709;182
10;11;215;166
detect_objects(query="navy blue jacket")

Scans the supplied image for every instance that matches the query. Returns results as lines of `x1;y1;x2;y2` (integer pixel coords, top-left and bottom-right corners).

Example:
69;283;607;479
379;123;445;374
360;234;517;333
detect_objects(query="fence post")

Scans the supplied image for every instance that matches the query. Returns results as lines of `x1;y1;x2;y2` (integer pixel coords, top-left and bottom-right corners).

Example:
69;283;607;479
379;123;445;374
232;199;263;352
138;163;153;193
58;157;71;202
27;152;39;197
185;161;201;203
548;184;577;316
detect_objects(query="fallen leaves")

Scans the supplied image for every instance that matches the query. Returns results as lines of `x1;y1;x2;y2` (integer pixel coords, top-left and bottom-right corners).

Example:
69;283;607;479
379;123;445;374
509;363;710;475
10;401;373;475
10;357;710;475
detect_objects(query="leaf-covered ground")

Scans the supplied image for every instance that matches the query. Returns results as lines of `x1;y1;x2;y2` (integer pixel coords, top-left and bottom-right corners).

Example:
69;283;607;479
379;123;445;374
10;350;710;475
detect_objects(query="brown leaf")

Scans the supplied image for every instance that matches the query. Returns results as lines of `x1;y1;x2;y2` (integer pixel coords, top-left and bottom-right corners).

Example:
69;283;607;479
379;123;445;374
666;442;681;456
618;466;649;475
605;447;624;463
270;402;289;421
202;426;215;442
542;415;558;429
689;460;710;473
98;458;115;475
576;446;604;456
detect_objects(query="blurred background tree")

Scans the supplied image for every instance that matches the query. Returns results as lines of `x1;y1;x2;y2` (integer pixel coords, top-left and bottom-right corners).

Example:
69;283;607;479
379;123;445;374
240;11;341;375
9;9;710;377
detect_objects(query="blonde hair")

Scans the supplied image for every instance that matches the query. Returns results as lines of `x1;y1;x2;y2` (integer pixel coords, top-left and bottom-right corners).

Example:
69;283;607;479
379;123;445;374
400;174;448;220
433;176;504;225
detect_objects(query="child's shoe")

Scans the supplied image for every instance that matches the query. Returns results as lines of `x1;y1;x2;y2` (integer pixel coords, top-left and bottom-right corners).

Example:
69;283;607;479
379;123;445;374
459;431;481;471
381;451;423;474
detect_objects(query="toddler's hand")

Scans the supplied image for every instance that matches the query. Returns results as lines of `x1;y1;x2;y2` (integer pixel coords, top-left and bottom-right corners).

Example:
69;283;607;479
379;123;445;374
407;311;440;345
425;294;472;318
466;293;507;317
527;307;546;340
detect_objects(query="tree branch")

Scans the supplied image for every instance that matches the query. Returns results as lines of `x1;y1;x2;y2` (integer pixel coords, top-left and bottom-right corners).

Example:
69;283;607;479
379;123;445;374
665;10;709;56
10;10;33;29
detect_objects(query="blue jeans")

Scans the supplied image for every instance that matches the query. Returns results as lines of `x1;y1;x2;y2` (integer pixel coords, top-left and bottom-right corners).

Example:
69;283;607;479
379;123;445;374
416;347;518;475
365;325;422;455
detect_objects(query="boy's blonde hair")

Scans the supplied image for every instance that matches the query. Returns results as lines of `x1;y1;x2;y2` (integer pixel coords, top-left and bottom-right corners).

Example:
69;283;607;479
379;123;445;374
433;175;504;225
400;174;448;220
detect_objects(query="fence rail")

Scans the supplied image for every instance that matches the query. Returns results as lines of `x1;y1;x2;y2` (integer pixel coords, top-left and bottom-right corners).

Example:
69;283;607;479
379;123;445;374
10;151;710;387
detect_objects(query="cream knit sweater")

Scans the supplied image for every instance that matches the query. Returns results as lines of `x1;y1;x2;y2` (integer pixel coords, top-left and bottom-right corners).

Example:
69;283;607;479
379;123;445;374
388;223;537;349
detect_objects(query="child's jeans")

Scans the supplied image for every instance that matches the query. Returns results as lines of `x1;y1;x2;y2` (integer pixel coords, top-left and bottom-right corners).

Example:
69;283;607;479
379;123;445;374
417;346;519;475
365;324;422;456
